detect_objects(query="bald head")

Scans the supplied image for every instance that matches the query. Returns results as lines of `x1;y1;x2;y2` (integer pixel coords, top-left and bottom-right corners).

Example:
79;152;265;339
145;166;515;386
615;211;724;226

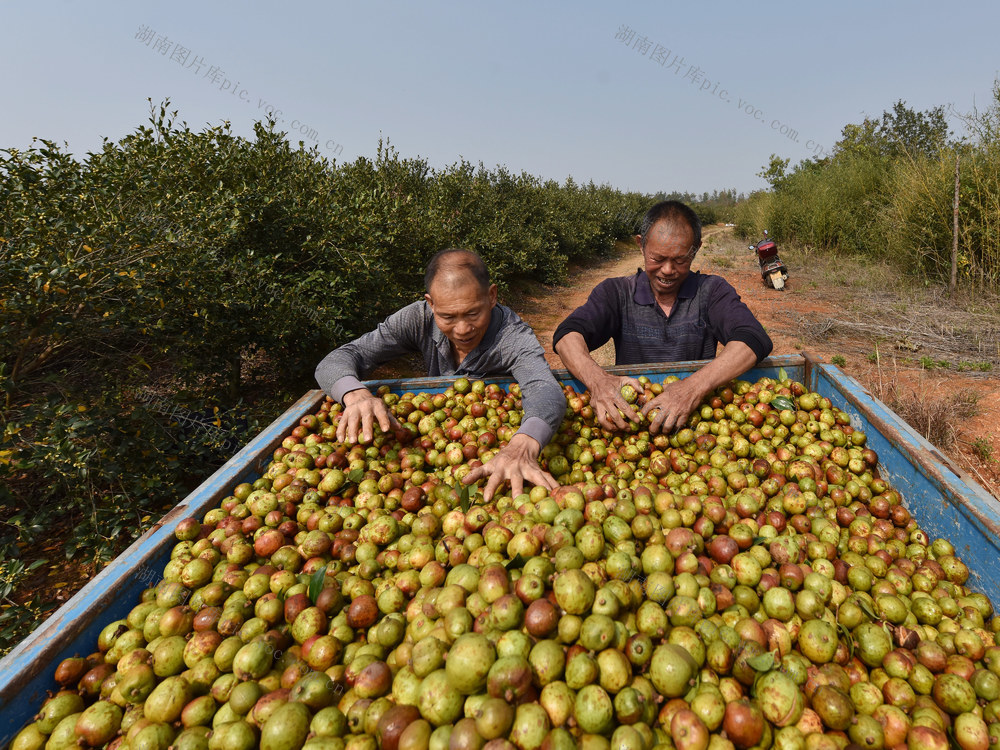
423;249;497;357
424;248;491;295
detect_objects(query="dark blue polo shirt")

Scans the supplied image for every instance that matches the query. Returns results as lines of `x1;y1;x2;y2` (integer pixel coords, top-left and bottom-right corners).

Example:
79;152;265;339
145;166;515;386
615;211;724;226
553;269;773;365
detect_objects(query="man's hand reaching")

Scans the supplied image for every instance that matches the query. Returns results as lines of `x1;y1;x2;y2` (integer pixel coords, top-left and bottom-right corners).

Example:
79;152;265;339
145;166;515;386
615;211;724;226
588;374;644;432
462;433;557;502
639;376;707;434
336;388;400;443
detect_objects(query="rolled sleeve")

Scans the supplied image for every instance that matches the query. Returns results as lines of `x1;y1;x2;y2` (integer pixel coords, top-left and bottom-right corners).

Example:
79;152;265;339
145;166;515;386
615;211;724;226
498;320;566;447
517;416;557;449
314;302;426;401
329;375;367;404
552;280;621;352
704;280;773;364
728;326;773;364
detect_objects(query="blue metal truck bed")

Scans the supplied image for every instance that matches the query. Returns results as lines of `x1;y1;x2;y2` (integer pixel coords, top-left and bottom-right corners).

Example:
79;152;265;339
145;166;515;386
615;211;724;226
1;354;997;745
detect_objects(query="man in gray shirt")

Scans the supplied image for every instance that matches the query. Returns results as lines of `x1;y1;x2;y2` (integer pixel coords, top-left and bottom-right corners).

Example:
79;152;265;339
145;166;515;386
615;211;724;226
315;248;566;501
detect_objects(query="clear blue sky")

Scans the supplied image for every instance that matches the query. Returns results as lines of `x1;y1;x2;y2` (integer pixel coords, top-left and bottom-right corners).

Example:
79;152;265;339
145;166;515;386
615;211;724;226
3;1;997;196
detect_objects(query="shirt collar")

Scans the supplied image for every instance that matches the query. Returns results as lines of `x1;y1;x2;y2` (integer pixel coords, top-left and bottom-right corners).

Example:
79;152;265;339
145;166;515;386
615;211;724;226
632;269;700;306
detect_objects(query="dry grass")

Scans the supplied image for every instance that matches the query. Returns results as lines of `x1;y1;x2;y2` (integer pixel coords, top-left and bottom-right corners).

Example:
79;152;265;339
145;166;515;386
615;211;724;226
733;234;1000;371
861;355;981;449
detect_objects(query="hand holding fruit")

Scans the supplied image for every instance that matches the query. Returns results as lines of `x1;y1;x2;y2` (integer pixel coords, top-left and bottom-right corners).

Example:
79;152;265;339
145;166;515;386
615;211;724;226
462;432;558;502
336;388;401;443
640;376;708;434
589;374;643;431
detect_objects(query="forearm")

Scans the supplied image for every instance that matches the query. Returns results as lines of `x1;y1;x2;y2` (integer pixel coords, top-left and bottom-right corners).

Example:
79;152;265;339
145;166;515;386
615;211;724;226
315;301;425;401
639;341;757;434
515;377;566;448
555;332;611;391
706;278;773;365
555;331;641;430
315;347;367;403
685;340;758;399
503;323;567;448
729;326;773;365
552;279;619;382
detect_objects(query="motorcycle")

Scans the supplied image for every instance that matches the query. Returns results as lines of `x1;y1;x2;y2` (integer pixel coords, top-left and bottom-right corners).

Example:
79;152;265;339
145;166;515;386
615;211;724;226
750;230;788;291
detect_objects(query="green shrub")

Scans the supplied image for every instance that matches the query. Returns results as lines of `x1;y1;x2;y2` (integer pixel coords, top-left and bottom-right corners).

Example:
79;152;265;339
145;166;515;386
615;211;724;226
737;90;1000;291
1;102;678;653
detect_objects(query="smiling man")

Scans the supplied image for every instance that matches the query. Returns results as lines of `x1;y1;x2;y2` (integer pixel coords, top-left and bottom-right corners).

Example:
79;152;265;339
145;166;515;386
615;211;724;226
553;200;772;434
315;248;565;501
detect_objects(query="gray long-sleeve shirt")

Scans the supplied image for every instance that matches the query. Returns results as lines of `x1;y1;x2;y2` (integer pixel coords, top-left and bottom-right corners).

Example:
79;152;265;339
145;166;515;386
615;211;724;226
315;301;566;447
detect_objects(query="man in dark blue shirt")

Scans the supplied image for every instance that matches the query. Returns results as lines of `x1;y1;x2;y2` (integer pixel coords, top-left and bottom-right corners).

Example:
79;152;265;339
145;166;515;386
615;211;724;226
553;201;772;434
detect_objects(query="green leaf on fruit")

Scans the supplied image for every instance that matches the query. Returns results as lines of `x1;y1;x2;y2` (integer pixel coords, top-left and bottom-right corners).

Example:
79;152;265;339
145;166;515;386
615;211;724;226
778;367;788;383
858;599;878;621
838;623;855;658
459;483;472;513
752;536;769;546
747;652;775;672
308;564;328;604
771;396;795;411
505;553;526;571
347;468;364;484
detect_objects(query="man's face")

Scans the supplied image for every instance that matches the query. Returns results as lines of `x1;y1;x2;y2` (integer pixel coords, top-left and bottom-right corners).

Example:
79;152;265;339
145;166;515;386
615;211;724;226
637;220;698;298
425;278;498;353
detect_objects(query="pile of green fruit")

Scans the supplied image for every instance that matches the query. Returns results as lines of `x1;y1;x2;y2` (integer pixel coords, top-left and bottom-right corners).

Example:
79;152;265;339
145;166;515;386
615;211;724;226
11;374;1000;750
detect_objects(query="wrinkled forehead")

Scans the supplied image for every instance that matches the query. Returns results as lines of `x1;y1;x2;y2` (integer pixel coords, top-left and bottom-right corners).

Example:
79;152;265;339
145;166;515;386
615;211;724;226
645;219;696;248
427;273;491;312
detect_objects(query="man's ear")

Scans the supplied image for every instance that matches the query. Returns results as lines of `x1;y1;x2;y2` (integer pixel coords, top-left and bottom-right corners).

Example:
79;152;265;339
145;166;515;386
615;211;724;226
634;234;643;250
488;284;498;307
424;292;434;311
